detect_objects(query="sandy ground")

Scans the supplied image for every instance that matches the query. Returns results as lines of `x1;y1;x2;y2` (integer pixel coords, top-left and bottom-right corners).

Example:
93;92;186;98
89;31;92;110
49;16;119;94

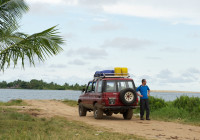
14;100;200;140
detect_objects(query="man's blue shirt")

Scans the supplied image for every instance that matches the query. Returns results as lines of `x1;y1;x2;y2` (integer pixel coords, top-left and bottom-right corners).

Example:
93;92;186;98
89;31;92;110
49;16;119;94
136;85;150;99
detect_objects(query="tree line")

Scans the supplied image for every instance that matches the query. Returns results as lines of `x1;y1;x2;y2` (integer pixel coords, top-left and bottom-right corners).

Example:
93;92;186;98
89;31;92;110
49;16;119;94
0;79;86;90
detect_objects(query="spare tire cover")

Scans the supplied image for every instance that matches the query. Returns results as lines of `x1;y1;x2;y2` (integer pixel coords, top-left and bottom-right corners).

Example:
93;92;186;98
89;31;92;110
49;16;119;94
119;88;137;106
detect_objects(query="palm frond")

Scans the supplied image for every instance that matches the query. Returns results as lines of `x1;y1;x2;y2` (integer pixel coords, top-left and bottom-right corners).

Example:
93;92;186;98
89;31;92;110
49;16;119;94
0;26;64;71
0;0;28;28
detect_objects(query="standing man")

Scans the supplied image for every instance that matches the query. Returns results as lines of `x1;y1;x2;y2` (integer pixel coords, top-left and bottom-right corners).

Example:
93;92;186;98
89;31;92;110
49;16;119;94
136;79;150;120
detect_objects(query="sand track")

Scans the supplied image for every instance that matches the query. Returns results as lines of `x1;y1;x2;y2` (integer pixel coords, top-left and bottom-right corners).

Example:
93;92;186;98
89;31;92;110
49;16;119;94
20;100;200;140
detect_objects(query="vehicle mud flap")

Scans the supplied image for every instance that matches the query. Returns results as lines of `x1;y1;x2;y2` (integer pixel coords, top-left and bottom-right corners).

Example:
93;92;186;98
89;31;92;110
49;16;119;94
123;109;133;120
94;103;103;119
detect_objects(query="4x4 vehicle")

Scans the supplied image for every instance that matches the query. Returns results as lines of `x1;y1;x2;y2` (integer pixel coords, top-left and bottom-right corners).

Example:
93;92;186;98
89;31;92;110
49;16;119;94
78;73;139;120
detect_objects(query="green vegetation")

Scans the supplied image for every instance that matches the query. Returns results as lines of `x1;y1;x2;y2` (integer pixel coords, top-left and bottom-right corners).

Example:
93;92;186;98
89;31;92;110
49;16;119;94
148;96;167;110
173;96;200;113
135;96;200;125
62;99;78;107
0;99;27;106
0;79;86;90
0;0;64;71
0;107;144;140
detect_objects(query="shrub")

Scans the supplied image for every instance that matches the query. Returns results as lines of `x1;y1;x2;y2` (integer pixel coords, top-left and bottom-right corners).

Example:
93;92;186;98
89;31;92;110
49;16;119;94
148;96;167;110
173;96;200;113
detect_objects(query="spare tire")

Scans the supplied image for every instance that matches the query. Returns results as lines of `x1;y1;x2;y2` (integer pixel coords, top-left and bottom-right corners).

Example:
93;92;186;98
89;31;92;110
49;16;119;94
119;88;137;106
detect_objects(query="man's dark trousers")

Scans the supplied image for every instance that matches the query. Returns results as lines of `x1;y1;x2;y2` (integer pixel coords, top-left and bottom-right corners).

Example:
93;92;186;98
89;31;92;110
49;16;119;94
140;99;150;119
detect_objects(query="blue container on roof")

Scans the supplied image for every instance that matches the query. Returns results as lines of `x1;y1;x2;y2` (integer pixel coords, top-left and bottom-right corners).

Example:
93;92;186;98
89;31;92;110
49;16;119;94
94;70;114;77
94;71;103;77
102;70;114;75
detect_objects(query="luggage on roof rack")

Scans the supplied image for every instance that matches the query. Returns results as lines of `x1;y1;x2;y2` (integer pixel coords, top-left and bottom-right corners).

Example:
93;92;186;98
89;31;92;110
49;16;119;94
94;70;114;77
115;67;128;76
94;68;130;78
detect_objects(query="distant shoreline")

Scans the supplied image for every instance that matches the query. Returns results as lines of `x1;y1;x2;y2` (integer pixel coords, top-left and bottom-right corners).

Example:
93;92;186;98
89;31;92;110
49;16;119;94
151;90;200;94
0;88;200;94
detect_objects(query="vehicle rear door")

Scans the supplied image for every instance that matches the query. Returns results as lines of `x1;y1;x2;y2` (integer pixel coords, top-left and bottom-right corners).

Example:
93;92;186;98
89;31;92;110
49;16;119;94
103;80;119;106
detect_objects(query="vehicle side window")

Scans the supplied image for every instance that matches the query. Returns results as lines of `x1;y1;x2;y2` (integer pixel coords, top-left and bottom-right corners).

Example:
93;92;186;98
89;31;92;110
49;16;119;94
92;82;96;92
118;81;126;91
87;82;96;93
97;80;102;93
116;81;135;91
87;82;93;93
128;81;134;89
105;81;117;92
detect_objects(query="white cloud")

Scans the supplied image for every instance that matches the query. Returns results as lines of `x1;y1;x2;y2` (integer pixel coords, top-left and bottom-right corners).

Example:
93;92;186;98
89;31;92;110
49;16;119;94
146;56;161;60
63;33;75;39
156;68;200;84
89;66;115;71
133;68;200;91
102;0;200;25
102;37;152;49
91;21;123;32
68;59;88;65
67;47;108;59
49;64;67;68
181;68;200;79
28;0;78;5
93;17;108;22
160;47;198;53
28;0;200;25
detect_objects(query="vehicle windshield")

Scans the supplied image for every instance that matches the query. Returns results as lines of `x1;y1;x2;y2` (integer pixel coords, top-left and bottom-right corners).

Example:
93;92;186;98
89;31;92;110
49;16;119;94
105;80;134;92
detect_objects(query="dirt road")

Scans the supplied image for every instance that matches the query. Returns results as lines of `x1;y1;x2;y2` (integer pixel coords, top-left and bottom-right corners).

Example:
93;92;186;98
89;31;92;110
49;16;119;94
22;100;200;140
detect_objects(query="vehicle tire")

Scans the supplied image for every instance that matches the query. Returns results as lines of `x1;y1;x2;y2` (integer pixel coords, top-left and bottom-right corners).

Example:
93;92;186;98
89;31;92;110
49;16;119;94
93;103;103;119
79;103;87;116
123;109;133;120
119;88;137;106
106;112;113;116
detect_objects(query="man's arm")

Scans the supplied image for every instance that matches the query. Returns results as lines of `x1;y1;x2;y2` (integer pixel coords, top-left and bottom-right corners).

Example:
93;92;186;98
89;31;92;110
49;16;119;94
136;86;143;97
147;86;150;96
148;90;150;96
137;92;143;97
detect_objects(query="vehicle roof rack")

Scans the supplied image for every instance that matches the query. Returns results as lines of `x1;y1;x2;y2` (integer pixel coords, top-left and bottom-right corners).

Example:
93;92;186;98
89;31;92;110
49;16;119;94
94;73;130;79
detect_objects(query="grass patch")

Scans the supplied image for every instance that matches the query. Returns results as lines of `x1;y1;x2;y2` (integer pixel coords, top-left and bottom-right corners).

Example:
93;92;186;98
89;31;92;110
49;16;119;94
62;99;78;107
0;99;27;106
150;104;200;125
134;96;200;126
0;107;144;140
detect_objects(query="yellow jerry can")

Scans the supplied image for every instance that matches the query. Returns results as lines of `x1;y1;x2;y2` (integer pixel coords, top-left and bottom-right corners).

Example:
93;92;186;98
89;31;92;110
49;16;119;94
114;67;122;76
121;67;128;76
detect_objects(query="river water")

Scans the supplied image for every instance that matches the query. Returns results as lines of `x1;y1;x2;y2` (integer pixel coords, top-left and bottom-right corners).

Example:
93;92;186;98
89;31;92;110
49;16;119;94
0;89;200;102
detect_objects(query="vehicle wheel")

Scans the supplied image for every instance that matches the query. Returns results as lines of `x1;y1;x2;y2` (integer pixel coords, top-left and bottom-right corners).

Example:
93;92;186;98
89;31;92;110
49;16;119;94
79;103;87;116
123;109;133;120
119;88;137;106
106;112;113;116
94;103;103;119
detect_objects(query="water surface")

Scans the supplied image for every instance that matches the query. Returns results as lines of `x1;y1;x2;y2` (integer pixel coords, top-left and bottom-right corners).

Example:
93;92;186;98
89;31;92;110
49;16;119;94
0;89;200;102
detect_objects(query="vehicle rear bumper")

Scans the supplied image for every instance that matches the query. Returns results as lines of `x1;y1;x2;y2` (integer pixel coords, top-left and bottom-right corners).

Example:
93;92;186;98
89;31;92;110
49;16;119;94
102;106;139;110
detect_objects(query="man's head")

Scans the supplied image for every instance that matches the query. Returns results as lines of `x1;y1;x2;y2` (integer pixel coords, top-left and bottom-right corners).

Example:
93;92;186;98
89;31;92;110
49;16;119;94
142;79;147;85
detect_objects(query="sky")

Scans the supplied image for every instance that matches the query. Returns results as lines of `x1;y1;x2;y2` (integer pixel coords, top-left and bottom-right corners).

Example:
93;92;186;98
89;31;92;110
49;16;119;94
1;0;200;91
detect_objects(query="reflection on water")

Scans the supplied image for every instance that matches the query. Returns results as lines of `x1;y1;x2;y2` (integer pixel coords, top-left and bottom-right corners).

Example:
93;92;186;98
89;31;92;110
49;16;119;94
0;89;81;102
0;89;200;102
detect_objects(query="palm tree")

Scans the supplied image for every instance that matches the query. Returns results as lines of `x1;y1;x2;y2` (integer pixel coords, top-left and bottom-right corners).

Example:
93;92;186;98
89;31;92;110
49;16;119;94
0;0;64;71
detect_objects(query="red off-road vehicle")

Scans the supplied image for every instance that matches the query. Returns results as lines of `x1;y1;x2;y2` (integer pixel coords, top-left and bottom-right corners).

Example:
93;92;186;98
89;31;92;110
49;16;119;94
78;73;139;120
